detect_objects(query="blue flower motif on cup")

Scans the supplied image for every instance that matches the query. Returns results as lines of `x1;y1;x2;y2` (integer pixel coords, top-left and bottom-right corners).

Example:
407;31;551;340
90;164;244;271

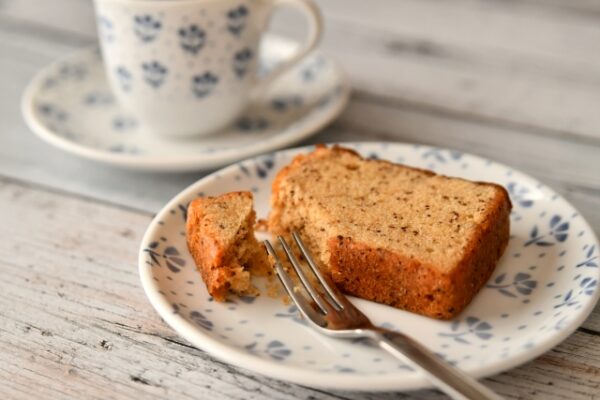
525;214;569;247
576;245;598;268
236;115;269;132
486;272;537;298
233;48;253;78
191;72;219;98
115;66;132;92
178;24;206;55
142;61;168;88
226;5;249;36
97;16;114;44
438;316;493;344
190;310;214;331
134;15;162;43
506;182;534;208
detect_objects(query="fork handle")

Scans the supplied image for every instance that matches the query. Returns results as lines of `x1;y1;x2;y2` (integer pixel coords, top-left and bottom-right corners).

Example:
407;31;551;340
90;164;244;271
370;329;503;400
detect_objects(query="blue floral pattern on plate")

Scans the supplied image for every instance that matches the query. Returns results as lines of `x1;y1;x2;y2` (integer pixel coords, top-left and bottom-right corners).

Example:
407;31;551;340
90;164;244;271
137;142;599;391
23;36;350;171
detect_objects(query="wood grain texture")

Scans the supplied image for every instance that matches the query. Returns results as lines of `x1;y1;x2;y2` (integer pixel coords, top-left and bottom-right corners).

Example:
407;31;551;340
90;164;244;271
0;1;600;398
0;177;598;400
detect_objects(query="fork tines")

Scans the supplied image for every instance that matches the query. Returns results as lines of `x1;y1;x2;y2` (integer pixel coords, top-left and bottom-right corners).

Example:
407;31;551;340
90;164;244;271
264;231;344;325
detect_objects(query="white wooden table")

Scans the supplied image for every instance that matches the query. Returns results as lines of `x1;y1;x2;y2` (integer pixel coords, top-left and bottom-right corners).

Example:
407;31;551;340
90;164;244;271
1;1;599;398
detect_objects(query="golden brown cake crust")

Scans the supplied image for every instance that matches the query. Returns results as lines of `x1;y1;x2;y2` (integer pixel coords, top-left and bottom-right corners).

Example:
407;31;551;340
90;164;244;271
327;189;511;319
268;145;512;319
186;191;268;301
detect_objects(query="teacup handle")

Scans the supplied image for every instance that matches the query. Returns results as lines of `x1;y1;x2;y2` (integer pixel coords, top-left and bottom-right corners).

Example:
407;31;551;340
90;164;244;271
254;0;323;98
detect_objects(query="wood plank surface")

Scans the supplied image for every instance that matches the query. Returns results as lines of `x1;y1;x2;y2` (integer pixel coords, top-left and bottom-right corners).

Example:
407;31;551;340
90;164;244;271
1;0;600;398
0;177;599;400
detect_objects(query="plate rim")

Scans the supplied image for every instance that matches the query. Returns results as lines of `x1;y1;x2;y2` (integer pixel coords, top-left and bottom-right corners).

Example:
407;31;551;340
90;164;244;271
138;141;600;391
21;36;351;172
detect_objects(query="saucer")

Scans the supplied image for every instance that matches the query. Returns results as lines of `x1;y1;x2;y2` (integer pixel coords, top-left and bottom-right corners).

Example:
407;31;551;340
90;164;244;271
21;35;350;172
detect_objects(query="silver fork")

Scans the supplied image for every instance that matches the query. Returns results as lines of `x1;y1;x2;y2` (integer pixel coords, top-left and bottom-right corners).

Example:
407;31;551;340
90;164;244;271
264;232;502;400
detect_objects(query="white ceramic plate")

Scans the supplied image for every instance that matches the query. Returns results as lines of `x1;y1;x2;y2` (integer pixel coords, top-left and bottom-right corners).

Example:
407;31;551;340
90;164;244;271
21;35;349;172
138;142;599;391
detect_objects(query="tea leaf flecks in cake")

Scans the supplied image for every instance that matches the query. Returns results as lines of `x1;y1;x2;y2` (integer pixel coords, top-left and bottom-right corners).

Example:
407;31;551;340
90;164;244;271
186;192;270;302
268;146;511;319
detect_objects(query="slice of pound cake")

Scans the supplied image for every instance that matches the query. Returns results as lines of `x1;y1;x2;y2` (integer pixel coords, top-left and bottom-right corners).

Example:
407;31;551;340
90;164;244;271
268;145;511;319
186;191;270;301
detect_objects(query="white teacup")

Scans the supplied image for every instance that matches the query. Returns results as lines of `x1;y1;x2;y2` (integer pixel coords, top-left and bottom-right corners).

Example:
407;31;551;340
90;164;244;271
93;0;322;138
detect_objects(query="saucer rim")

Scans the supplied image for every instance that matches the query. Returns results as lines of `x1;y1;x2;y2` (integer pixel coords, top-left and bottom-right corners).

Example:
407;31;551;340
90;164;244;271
21;36;351;172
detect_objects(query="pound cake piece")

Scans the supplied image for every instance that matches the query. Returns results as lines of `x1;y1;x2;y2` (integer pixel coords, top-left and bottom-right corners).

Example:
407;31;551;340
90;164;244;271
186;191;270;301
268;145;511;319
